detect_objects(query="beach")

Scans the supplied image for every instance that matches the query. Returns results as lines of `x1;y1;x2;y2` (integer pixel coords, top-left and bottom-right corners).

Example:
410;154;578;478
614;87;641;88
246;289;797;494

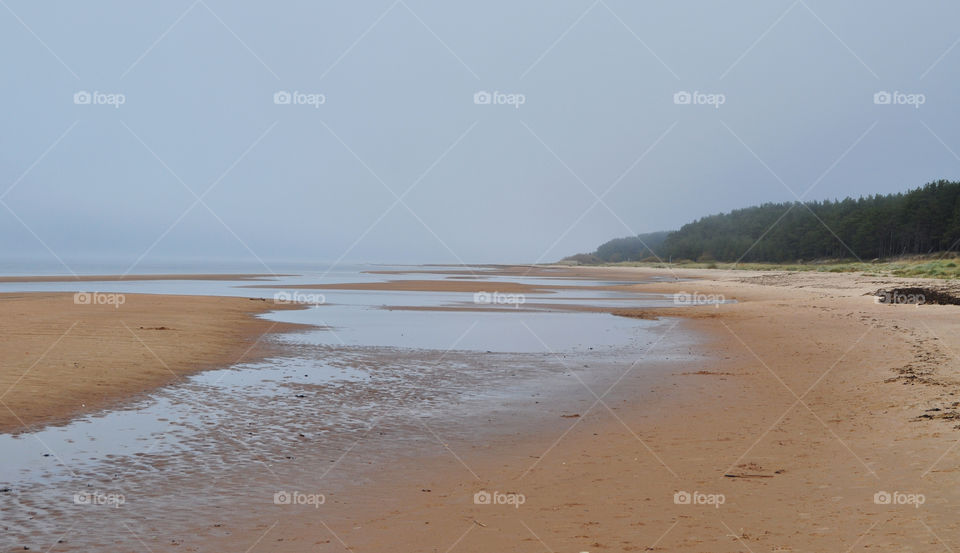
215;267;960;551
0;291;301;433
2;267;960;551
7;1;955;549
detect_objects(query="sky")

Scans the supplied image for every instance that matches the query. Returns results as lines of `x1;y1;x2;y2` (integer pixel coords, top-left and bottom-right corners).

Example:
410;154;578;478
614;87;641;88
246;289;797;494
1;1;959;270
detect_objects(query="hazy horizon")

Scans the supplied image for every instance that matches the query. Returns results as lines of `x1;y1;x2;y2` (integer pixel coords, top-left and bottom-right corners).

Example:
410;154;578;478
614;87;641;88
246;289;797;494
3;1;959;272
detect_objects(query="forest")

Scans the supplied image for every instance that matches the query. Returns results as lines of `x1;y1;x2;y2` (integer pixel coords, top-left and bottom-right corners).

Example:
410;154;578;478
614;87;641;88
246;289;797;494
567;180;960;263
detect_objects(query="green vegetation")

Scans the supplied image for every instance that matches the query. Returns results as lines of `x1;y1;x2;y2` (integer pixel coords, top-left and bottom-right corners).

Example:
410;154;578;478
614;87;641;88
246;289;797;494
571;256;960;280
565;180;960;278
564;231;669;265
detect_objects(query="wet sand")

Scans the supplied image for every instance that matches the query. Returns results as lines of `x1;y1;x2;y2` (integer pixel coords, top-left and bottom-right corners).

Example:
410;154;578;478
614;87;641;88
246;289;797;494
5;266;960;550
0;292;303;433
208;267;960;551
0;273;288;283
246;279;559;294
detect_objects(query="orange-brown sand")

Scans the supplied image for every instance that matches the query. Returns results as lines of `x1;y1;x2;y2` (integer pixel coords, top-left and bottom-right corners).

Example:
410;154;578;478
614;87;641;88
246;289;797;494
7;267;960;550
198;267;960;551
0;273;287;283
247;279;557;294
0;293;302;433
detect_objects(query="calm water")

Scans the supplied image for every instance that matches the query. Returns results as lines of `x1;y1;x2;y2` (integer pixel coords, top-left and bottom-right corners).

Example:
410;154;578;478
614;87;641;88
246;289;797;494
0;265;697;551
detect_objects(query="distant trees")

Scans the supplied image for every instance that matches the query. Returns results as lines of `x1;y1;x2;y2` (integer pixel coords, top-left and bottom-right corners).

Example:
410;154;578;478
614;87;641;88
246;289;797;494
566;181;960;263
564;231;670;264
594;232;671;262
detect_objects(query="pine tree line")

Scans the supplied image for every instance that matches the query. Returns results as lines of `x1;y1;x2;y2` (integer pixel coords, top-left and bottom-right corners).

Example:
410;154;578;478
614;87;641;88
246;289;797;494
567;180;960;263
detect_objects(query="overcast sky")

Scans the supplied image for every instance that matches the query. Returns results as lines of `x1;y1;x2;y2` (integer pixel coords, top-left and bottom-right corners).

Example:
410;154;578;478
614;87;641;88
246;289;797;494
2;1;958;270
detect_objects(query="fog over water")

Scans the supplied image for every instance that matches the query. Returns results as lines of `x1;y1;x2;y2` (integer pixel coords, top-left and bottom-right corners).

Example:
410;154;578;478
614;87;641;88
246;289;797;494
2;1;958;268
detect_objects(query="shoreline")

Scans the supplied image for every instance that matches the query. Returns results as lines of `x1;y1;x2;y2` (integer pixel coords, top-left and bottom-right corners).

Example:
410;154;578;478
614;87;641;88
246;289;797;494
0;273;291;283
4;267;960;550
0;292;305;433
203;266;960;551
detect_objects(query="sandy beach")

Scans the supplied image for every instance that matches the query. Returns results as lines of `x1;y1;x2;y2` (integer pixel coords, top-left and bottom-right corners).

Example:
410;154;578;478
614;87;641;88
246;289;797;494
7;2;958;549
3;267;960;551
213;267;960;551
0;292;302;433
0;273;290;283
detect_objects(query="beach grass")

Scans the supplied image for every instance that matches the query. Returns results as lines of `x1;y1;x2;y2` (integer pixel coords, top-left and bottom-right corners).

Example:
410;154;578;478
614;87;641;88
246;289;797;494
582;254;960;280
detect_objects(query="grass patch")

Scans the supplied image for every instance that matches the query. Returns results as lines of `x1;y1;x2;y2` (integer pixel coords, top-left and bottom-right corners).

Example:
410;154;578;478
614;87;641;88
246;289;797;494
587;254;960;280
